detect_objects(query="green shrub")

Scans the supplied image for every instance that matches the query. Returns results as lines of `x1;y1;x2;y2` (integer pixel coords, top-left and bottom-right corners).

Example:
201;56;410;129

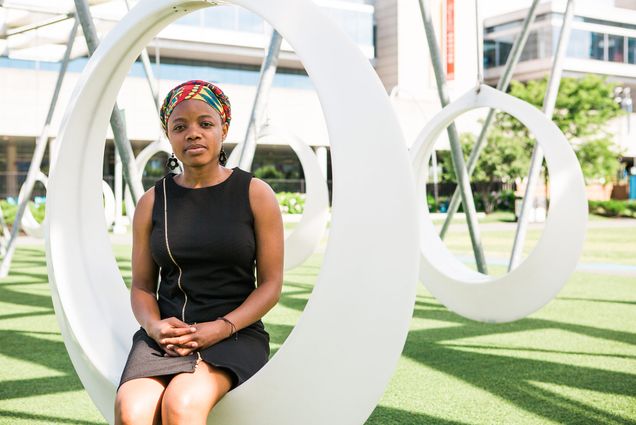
276;192;305;214
495;190;516;212
0;200;45;227
253;165;284;180
588;200;636;218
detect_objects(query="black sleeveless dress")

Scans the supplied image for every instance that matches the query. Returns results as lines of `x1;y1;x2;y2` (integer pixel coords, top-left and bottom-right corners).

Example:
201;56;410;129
118;167;270;389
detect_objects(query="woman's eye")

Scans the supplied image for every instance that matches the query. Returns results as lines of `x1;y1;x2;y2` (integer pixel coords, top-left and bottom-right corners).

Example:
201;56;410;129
173;125;184;131
201;121;213;127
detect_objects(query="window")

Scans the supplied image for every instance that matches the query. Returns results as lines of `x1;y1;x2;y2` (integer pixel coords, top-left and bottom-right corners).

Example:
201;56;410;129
607;34;625;62
629;38;636;64
567;29;605;60
484;40;497;69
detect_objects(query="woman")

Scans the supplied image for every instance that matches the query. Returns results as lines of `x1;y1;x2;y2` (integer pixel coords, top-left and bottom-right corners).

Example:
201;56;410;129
115;80;283;424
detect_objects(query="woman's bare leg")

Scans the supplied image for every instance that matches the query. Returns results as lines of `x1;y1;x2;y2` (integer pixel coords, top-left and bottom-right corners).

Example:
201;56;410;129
115;376;167;425
161;361;233;425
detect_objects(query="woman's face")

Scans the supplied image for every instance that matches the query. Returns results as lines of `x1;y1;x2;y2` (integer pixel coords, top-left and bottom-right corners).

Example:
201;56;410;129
166;99;228;168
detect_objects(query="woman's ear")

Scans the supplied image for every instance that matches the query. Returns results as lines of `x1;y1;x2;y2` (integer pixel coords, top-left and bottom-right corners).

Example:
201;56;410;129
222;122;229;141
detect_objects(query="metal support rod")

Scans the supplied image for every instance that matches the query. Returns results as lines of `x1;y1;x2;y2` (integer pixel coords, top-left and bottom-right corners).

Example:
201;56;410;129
0;17;78;277
431;149;439;207
237;29;283;171
74;0;144;203
508;0;575;271
1;13;73;38
440;0;541;239
418;0;488;273
123;0;159;107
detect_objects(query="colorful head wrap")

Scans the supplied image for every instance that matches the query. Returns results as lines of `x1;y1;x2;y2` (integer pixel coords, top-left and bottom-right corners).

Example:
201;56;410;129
159;79;231;134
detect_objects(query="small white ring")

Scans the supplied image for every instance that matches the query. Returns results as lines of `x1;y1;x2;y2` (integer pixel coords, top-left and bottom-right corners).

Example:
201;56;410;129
411;85;587;323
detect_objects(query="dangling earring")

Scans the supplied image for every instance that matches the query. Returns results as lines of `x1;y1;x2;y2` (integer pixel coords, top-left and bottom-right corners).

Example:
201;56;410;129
166;152;180;172
219;145;227;166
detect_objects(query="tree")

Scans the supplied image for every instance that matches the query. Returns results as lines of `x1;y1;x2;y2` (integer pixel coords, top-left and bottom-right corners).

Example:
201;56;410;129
501;75;624;183
574;137;621;184
439;75;624;210
439;130;532;213
505;74;623;139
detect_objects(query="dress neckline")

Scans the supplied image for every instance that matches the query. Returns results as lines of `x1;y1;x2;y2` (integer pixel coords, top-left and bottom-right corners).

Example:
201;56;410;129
168;167;238;190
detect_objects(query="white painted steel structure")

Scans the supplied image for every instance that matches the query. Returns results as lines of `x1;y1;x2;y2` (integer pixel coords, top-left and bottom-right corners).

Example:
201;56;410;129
411;85;587;323
45;1;419;425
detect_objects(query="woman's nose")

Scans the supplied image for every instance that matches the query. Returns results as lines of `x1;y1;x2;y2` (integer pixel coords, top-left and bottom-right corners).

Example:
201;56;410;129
185;129;201;140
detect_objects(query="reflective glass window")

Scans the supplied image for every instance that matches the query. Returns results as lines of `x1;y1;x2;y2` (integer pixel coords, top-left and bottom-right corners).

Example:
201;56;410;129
484;40;497;69
629;37;636;64
567;29;605;60
607;34;625;62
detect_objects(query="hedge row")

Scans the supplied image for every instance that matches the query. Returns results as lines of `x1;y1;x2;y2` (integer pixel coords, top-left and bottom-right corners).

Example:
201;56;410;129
588;200;636;218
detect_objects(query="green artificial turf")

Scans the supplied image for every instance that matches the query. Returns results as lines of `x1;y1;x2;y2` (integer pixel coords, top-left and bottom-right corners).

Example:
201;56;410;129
0;216;634;424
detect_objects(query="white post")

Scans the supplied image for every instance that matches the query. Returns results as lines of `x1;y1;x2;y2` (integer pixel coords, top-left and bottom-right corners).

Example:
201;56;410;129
113;147;127;234
314;146;328;180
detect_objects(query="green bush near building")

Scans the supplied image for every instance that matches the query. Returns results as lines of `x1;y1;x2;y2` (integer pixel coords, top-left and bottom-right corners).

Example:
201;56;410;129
276;192;305;214
0;200;45;227
589;200;636;218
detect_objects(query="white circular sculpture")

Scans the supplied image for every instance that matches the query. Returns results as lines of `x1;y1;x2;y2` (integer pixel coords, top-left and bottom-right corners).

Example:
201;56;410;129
124;138;173;218
411;85;587;323
102;180;116;229
45;1;419;424
228;124;330;270
19;172;116;237
18;171;48;238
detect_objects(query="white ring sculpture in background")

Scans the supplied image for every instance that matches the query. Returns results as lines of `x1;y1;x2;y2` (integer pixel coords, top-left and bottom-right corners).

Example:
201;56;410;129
45;1;419;424
102;180;116;229
228;124;330;270
18;171;48;238
19;172;116;237
124;138;173;218
411;85;587;323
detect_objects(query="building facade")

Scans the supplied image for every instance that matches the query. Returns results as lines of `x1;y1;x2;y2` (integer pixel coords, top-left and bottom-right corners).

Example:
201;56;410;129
1;0;634;200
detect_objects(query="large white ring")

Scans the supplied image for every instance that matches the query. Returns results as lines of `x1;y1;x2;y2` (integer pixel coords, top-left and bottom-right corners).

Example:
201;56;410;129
227;125;330;270
411;85;587;323
45;1;419;424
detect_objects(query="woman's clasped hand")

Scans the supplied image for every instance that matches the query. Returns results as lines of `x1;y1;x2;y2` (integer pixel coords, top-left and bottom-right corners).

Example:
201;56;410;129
147;317;233;357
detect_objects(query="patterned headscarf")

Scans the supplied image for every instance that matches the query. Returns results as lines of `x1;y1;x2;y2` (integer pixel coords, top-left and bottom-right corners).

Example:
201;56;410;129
159;79;231;134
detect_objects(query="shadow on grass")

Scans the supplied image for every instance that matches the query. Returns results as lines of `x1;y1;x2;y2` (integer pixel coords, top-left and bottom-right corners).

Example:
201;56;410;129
558;297;636;306
0;331;84;401
367;405;470;425
0;284;53;310
0;409;104;425
276;287;636;424
401;301;636;424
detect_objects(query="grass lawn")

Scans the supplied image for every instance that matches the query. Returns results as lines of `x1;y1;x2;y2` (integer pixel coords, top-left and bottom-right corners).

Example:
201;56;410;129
0;215;634;424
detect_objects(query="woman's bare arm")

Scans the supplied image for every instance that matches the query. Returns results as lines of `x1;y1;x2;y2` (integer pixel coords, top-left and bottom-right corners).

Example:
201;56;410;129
222;177;284;330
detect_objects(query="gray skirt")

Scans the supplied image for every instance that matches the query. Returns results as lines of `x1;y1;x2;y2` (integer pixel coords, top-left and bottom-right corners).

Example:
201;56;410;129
118;323;270;390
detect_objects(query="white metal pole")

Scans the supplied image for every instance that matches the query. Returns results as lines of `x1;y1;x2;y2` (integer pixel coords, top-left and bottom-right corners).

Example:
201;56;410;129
508;0;576;271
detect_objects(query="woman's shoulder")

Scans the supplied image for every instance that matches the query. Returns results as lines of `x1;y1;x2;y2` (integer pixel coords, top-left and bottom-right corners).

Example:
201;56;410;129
248;177;279;216
133;186;156;224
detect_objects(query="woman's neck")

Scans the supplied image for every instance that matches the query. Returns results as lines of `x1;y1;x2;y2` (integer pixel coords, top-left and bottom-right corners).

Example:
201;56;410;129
176;163;230;188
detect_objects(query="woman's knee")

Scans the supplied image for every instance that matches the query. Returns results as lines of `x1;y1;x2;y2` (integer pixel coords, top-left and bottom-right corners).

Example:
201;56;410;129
115;393;152;425
115;379;164;425
161;390;207;422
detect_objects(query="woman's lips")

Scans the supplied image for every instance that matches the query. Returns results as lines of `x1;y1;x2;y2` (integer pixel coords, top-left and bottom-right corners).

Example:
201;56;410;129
184;144;206;153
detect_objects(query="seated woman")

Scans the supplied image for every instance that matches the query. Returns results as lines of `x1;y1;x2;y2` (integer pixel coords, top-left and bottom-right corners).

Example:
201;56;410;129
115;80;283;425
